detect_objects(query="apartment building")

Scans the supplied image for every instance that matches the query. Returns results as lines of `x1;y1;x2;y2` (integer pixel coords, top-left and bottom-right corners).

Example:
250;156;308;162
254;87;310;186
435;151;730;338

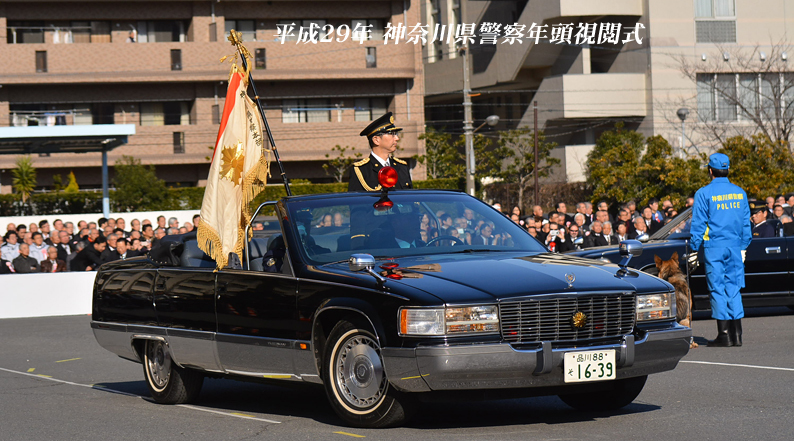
422;0;794;183
0;0;425;193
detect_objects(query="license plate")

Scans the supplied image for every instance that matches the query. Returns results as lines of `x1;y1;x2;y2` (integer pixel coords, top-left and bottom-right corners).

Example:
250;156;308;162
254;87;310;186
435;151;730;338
563;350;616;383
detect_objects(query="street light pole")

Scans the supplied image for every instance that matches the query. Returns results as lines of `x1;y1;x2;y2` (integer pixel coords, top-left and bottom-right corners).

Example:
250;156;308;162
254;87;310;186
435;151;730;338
462;41;475;196
677;108;689;159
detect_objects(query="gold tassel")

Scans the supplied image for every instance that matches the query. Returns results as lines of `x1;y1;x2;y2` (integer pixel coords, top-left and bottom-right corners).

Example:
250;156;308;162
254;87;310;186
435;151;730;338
197;221;227;270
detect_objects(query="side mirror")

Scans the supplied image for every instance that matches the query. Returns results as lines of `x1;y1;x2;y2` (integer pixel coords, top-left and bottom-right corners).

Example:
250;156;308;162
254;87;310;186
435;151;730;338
349;253;387;284
617;240;642;275
349;253;376;272
636;233;649;243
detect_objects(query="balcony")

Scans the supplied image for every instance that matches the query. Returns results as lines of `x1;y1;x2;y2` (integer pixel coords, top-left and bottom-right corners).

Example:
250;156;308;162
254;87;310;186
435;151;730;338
560;73;647;118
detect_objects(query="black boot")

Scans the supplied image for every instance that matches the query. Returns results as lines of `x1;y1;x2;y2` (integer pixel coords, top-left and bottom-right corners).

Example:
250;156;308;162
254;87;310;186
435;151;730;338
708;320;733;347
729;319;743;347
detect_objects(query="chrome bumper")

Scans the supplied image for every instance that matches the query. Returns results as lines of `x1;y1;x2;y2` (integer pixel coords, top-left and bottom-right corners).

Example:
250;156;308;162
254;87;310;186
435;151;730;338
382;324;692;393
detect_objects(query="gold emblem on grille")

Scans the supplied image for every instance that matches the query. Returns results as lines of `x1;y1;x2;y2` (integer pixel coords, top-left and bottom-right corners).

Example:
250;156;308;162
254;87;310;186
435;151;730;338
571;311;587;328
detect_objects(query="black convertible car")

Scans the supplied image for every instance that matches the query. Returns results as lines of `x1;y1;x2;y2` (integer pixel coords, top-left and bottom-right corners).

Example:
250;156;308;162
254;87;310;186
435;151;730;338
569;208;793;311
91;189;691;427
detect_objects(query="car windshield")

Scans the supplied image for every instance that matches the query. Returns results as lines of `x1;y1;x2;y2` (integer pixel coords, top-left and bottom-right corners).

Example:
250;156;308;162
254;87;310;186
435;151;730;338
284;192;547;265
649;207;692;240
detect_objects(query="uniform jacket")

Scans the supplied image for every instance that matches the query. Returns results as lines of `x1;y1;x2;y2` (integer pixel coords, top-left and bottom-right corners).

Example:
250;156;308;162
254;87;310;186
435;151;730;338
690;177;752;251
752;220;775;238
1;242;20;261
348;153;413;192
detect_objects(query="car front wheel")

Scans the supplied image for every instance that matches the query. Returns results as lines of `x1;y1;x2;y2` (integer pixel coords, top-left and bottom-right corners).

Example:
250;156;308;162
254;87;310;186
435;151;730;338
323;320;414;428
143;340;203;404
558;375;647;411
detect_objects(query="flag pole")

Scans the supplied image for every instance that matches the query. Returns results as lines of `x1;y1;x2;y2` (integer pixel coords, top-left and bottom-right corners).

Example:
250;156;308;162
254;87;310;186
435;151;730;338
229;31;292;196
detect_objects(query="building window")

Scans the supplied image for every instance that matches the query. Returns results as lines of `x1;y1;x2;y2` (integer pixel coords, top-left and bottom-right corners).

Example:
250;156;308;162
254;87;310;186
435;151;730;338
173;132;185;154
225;19;255;41
697;72;794;122
354;98;388;121
695;0;736;43
351;19;384;41
282;99;331;123
92;103;115;125
171;49;182;71
35;51;47;73
366;47;377;68
209;22;217;42
140;102;190;126
6;22;44;44
212;104;220;125
255;48;266;69
135;20;188;43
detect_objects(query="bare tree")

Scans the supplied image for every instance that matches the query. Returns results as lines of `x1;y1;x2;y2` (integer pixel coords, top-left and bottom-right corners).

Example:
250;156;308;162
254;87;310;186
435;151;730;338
675;39;794;150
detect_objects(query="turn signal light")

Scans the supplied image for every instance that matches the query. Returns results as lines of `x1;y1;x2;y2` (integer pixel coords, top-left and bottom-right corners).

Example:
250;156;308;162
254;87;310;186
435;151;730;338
378;166;398;188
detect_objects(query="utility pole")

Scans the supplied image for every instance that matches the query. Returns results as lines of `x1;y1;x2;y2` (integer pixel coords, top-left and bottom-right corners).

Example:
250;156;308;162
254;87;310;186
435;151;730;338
533;101;539;206
462;40;475;196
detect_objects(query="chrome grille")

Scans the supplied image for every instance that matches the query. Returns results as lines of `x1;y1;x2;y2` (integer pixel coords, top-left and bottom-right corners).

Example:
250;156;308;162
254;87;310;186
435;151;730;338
499;292;636;343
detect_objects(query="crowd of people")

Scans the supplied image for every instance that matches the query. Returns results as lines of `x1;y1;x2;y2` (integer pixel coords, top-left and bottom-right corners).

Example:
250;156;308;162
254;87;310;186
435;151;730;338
1;214;201;274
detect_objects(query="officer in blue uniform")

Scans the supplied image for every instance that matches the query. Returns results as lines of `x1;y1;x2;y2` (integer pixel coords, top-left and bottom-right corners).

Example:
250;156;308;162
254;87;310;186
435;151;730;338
689;153;752;347
749;200;775;238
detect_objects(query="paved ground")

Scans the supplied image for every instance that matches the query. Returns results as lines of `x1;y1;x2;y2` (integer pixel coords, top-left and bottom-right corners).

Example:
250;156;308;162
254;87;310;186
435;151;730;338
1;308;792;441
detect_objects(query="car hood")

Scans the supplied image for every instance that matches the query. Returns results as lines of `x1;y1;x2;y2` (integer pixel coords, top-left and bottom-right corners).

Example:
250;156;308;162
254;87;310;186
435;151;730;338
568;239;676;259
322;251;671;304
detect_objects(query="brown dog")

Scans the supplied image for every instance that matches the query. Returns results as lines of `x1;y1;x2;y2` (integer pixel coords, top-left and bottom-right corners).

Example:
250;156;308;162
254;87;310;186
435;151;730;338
654;252;698;348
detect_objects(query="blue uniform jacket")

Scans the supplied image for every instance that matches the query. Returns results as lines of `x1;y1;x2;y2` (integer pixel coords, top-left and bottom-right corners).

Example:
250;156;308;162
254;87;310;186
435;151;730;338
690;177;752;251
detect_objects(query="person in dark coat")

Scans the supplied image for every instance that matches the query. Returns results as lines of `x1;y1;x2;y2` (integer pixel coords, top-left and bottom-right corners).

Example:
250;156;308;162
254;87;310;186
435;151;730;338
12;244;40;273
348;112;413;192
750;201;775;238
40;247;66;273
71;236;107;271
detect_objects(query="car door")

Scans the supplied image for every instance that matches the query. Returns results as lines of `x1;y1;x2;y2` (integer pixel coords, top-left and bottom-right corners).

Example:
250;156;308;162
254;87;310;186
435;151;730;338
214;266;299;377
153;268;221;372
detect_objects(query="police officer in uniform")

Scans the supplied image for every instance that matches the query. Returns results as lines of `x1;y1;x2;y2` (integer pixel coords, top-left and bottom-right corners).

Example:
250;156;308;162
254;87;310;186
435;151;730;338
348;112;413;192
749;200;775;238
690;153;752;347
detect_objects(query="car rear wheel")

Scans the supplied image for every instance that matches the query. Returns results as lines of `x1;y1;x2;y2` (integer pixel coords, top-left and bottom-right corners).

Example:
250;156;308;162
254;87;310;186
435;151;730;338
558;375;647;411
143;340;203;404
323;320;414;428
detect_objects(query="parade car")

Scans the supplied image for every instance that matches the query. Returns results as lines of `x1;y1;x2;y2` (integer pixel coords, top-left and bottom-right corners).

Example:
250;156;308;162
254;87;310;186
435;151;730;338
569;208;794;310
91;183;691;428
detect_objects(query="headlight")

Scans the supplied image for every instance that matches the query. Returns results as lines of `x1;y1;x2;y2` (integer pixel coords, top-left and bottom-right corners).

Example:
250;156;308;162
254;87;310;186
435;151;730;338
636;292;674;321
399;306;499;336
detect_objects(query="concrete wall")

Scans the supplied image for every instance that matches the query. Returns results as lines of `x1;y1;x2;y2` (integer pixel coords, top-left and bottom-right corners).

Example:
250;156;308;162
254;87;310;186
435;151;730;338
0;272;95;319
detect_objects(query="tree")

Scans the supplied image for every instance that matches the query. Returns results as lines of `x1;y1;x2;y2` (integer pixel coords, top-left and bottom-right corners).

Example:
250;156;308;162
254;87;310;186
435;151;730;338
64;171;79;194
676;39;794;149
497;128;560;211
452;133;511;181
635;136;710;208
415;129;458;179
586;123;644;205
717;134;794;198
12;155;37;204
113;156;167;212
323;145;362;183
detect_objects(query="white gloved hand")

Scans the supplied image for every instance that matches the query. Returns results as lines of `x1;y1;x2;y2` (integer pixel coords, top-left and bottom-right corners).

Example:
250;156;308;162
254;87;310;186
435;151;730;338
687;252;698;267
741;249;746;262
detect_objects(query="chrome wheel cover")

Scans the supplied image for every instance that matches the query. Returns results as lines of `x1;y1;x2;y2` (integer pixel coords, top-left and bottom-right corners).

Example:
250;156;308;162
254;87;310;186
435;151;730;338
334;333;387;410
146;341;171;391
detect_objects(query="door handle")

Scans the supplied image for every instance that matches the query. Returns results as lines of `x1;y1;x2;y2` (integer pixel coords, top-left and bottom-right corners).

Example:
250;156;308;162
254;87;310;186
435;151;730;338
765;246;781;254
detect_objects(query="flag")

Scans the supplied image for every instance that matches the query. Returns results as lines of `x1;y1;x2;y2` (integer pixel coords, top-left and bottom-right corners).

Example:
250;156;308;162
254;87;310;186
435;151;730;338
197;67;270;269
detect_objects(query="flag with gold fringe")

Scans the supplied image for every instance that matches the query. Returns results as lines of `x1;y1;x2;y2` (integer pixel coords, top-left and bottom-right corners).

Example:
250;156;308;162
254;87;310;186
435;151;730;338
197;60;270;269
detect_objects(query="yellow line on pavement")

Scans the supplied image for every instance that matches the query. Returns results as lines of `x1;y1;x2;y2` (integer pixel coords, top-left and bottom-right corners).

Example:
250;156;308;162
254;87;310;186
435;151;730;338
55;358;82;363
334;431;366;438
230;412;255;418
27;368;35;373
36;374;52;378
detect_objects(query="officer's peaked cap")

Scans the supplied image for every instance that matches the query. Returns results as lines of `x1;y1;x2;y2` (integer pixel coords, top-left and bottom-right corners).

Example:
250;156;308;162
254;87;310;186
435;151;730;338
360;112;402;137
708;152;730;170
748;199;766;214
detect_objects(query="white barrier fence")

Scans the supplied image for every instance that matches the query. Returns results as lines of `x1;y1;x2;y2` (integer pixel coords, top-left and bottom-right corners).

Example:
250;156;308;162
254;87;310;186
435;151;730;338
0;272;95;319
